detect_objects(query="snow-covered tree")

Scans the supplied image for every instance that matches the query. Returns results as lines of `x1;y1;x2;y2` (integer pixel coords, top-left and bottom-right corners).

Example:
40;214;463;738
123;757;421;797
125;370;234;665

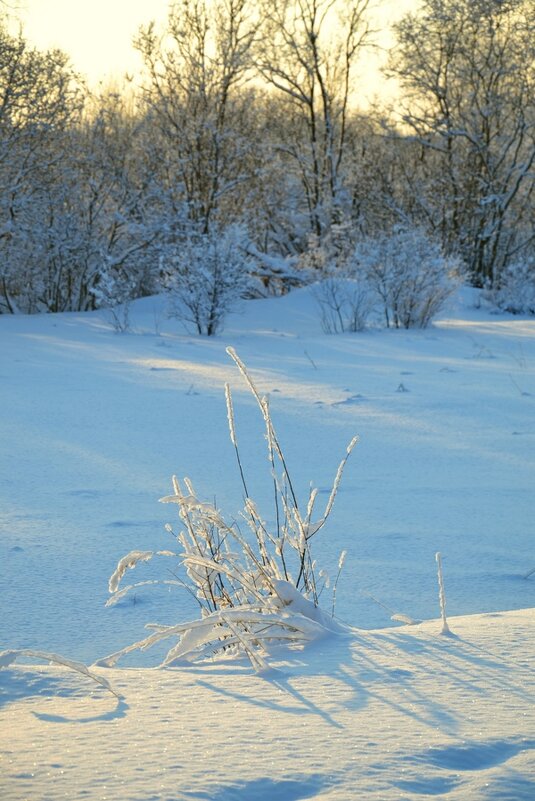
0;78;161;314
135;0;260;235
387;0;535;284
0;21;82;312
254;0;373;244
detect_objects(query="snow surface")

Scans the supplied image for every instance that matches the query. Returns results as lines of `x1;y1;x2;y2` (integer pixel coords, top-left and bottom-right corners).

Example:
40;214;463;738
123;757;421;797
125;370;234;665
1;610;534;800
1;286;534;798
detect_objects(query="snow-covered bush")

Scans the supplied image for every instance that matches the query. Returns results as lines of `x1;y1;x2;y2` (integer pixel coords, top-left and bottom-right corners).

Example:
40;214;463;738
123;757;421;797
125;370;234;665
352;227;463;329
100;348;357;670
91;264;138;332
313;276;375;333
302;226;375;333
484;259;535;315
164;226;252;335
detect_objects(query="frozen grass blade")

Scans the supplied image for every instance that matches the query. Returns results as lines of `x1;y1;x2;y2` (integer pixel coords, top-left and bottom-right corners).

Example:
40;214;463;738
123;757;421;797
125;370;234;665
331;549;347;617
0;649;121;698
436;552;451;635
105;579;183;607
225;382;250;499
108;550;177;594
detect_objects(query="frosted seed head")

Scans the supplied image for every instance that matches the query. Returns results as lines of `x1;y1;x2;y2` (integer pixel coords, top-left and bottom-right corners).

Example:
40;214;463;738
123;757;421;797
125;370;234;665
346;435;359;454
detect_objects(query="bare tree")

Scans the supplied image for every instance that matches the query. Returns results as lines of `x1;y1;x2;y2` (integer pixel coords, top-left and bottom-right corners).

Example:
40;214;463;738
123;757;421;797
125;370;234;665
135;0;260;235
255;0;373;241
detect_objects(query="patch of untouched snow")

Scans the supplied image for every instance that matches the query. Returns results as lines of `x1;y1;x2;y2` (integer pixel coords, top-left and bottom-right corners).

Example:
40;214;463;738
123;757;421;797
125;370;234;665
0;609;533;800
0;286;534;667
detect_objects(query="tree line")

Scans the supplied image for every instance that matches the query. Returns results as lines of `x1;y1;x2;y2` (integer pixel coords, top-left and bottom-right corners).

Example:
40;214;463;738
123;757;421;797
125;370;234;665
0;0;533;326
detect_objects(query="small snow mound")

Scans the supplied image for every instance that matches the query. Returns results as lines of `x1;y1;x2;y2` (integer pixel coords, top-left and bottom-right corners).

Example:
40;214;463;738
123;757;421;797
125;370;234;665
272;580;349;634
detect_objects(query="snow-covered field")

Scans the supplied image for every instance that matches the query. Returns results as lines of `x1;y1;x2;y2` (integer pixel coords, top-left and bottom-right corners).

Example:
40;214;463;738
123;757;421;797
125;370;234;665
1;287;534;799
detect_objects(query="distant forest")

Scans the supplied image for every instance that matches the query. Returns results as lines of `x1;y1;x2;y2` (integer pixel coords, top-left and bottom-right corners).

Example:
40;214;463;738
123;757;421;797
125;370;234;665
0;0;533;323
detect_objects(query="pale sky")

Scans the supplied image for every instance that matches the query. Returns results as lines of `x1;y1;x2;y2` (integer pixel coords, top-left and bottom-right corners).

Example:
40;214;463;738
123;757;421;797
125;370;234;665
14;0;171;86
12;0;414;98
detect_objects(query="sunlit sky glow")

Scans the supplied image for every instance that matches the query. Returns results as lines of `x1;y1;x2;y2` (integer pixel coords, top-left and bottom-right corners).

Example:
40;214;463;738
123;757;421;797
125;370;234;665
12;0;415;98
15;0;170;86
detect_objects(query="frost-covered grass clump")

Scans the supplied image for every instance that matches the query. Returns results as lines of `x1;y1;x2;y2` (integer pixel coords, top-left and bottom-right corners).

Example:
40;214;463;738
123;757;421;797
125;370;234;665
99;348;357;671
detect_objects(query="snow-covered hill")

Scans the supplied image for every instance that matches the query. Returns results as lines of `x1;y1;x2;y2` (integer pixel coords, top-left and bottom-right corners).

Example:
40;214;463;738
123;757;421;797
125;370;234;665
1;287;534;799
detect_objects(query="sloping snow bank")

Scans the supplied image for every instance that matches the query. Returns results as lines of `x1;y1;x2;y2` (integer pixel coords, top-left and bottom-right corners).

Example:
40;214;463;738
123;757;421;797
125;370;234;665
1;608;534;801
